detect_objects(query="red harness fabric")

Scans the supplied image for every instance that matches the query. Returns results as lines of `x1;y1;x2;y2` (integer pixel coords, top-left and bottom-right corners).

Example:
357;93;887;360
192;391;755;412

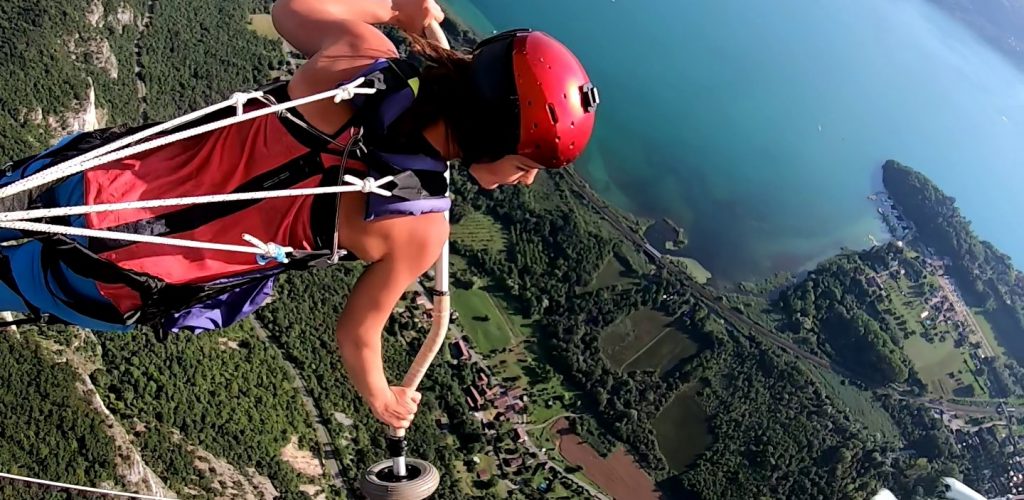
81;110;361;313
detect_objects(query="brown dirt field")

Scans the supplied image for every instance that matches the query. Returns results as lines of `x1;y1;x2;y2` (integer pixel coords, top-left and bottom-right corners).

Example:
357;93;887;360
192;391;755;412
551;418;663;500
280;435;324;478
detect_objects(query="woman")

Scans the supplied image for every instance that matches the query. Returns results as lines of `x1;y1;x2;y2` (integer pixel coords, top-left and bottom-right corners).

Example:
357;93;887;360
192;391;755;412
0;0;599;430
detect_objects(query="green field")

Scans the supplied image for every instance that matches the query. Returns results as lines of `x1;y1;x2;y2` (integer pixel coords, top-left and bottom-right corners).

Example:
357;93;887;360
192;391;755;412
490;345;574;426
599;309;679;370
247;14;279;40
904;335;983;398
671;256;712;284
811;368;900;442
451;212;509;254
452;288;513;352
653;385;712;473
621;329;699;374
586;253;636;290
973;308;1007;359
880;276;927;337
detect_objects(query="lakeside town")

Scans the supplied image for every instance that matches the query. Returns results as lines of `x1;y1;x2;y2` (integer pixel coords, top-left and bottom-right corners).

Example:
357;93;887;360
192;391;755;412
872;190;1024;498
395;274;616;499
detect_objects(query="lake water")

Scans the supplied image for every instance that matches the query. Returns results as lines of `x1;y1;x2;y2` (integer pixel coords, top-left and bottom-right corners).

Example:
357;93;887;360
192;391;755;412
443;0;1024;283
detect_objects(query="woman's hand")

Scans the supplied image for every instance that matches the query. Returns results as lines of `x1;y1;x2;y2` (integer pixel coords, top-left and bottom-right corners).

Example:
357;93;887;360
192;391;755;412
390;0;444;35
369;386;422;429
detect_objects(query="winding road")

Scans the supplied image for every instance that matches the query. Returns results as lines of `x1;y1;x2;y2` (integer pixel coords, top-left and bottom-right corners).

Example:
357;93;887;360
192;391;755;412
249;319;345;489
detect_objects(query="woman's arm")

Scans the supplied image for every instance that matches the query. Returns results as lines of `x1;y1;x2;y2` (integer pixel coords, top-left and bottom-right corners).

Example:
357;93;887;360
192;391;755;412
334;213;449;429
271;0;443;58
271;0;393;58
271;0;442;134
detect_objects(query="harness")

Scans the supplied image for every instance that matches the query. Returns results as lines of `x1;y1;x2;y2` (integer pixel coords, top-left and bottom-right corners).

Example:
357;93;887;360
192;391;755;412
0;58;451;334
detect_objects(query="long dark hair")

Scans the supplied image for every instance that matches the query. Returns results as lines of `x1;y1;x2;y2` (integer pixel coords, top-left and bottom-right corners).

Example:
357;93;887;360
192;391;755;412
393;32;481;160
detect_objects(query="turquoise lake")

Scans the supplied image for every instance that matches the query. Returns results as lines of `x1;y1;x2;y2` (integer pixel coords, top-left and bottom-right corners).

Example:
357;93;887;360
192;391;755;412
443;0;1024;283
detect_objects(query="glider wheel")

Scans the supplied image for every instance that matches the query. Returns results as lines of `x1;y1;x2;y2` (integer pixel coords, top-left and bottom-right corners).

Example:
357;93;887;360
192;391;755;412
359;458;440;500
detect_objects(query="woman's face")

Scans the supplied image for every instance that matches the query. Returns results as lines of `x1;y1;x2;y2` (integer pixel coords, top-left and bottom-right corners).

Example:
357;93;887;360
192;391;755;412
468;155;543;190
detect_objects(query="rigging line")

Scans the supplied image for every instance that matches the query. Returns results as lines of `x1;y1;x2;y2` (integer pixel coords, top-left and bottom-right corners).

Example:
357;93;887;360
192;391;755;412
0;79;376;201
0;174;395;222
0;220;294;257
0;472;168;500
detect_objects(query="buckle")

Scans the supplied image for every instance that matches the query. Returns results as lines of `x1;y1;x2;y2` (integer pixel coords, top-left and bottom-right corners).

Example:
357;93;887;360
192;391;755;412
580;82;600;114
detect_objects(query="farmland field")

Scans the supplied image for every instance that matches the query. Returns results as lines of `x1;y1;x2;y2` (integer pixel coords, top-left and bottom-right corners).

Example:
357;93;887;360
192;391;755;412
973;308;1007;359
551;418;662;500
621;330;699;374
599;309;678;370
452;289;512;352
652;385;712;473
247;14;279;40
904;335;982;398
586;253;637;291
811;368;900;442
451;212;508;254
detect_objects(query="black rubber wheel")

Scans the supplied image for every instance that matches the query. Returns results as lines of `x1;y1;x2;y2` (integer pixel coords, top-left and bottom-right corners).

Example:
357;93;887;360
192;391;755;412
360;458;440;500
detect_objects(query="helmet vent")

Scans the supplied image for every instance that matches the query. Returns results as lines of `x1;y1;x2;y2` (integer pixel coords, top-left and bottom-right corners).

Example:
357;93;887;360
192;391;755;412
546;103;559;124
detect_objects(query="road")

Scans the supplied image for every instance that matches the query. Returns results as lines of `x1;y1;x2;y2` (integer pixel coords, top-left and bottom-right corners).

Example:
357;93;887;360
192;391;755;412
250;319;345;489
936;274;995;358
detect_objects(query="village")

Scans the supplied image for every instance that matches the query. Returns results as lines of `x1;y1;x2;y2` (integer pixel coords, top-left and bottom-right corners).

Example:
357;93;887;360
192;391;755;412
870;192;998;383
392;273;608;499
948;405;1024;498
871;191;1024;498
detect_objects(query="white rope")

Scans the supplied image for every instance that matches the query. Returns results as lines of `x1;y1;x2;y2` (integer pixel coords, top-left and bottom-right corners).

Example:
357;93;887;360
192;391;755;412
0;77;389;260
0;77;375;200
0;471;167;499
0;220;296;258
0;175;394;222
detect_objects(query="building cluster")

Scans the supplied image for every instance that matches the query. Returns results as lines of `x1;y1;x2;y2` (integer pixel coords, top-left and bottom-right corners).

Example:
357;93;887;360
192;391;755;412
872;192;915;240
950;414;1024;498
448;333;535;476
459;362;528;423
920;288;968;331
411;277;555;484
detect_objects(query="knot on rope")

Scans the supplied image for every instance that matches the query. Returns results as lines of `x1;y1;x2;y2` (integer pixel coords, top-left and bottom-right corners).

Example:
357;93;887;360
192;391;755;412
333;77;367;104
343;175;395;196
242;234;291;265
230;91;263;116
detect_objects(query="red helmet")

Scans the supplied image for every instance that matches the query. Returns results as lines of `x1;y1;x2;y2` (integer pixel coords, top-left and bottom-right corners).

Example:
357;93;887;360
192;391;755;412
466;29;600;169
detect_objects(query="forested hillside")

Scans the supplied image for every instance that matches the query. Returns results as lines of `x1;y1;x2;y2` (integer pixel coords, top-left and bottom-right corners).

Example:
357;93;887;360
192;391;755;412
255;265;492;499
0;333;117;499
1;0;142;158
775;244;915;386
0;0;315;497
92;324;317;498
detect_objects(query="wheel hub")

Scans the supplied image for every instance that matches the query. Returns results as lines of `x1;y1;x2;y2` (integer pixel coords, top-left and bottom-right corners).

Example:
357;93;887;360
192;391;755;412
374;464;424;483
